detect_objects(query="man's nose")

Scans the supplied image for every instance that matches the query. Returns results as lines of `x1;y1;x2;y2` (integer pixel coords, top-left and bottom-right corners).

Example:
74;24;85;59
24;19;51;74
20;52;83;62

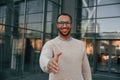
63;23;67;27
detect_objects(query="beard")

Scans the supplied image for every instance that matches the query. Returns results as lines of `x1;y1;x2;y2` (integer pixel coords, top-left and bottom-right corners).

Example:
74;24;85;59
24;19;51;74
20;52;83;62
58;28;71;36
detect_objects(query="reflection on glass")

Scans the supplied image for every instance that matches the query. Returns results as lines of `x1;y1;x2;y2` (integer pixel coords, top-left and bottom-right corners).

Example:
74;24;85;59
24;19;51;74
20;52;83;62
97;40;120;73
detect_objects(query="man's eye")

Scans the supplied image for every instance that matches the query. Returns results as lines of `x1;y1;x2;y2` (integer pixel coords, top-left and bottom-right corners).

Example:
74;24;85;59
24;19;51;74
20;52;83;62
57;22;71;24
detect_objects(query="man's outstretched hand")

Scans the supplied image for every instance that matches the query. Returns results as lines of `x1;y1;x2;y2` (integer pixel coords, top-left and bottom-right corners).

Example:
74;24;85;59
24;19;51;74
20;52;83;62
47;52;62;74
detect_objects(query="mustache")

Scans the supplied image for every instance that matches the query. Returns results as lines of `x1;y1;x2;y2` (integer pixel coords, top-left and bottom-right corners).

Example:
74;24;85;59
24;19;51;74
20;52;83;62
57;28;71;36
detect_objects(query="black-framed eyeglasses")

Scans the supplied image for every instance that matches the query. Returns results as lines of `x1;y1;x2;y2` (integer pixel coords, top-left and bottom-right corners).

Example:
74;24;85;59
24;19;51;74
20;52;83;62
57;21;72;26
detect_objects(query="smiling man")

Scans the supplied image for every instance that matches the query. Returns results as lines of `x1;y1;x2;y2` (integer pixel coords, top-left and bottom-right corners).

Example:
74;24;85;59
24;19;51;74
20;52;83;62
40;13;92;80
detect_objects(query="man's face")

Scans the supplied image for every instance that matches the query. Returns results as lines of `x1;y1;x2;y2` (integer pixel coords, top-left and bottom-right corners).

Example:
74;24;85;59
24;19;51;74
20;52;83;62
57;15;72;36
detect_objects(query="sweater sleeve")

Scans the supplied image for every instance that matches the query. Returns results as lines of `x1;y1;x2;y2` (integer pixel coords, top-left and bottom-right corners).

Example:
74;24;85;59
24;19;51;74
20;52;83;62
39;41;53;73
82;45;92;80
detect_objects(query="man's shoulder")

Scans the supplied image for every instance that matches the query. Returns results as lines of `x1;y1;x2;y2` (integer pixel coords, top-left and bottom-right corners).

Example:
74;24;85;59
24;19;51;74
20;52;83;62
44;37;57;44
72;38;85;47
72;37;84;44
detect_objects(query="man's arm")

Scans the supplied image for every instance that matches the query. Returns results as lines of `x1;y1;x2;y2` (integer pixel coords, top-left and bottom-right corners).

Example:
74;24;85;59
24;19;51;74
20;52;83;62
39;42;53;73
82;49;92;80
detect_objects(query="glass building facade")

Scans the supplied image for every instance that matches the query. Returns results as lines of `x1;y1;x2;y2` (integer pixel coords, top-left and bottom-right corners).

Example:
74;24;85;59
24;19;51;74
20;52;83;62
76;0;120;74
0;0;62;78
0;0;120;79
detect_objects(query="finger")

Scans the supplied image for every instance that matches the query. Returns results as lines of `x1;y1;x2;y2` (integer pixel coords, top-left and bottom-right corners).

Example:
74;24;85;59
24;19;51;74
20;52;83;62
54;52;62;62
49;64;59;74
51;60;59;70
48;59;59;70
52;67;59;74
48;59;59;73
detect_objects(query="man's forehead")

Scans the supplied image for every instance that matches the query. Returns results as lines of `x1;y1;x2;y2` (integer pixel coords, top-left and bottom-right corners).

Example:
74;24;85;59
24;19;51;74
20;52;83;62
58;15;70;21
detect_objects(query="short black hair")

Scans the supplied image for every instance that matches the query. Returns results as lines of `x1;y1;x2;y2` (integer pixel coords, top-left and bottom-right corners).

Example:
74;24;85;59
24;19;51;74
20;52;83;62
56;13;72;23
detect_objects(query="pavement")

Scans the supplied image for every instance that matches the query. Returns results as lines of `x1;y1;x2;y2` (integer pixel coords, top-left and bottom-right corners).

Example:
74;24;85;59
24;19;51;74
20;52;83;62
92;72;120;80
0;70;48;80
4;73;49;80
1;70;120;80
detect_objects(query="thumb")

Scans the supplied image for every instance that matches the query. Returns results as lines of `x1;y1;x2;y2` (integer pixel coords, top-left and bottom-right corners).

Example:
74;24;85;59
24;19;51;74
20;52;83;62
54;52;62;63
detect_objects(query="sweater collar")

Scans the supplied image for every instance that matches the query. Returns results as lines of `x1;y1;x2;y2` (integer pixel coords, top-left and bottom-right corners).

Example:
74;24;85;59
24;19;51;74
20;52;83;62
57;36;72;41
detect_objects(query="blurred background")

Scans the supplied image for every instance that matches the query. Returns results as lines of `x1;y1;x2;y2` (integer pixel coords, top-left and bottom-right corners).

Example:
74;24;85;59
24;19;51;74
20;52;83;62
0;0;120;80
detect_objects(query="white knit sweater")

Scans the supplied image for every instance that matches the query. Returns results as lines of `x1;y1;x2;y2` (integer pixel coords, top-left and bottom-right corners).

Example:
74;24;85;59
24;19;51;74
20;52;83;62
40;36;92;80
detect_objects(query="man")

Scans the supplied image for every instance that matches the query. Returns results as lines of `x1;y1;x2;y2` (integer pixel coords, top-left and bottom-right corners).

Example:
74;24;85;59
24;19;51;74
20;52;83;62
40;13;92;80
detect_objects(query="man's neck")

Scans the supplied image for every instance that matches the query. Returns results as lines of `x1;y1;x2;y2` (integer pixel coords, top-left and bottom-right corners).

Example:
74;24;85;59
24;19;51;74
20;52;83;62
59;35;71;40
